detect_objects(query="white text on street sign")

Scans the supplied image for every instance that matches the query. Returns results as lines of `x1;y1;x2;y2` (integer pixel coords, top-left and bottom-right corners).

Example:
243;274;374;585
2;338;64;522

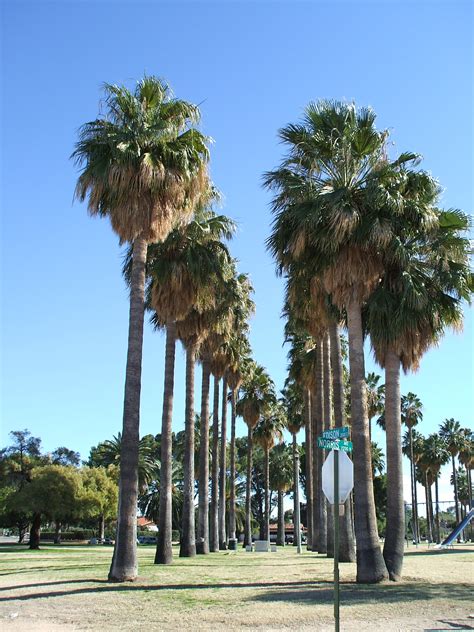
317;437;353;452
322;426;350;440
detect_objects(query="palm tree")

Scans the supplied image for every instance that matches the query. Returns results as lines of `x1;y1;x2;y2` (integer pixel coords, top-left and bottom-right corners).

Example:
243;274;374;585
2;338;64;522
237;363;275;546
269;443;294;546
195;271;253;554
94;433;158;492
423;433;450;543
402;393;423;544
366;195;471;576
265;101;424;582
439;418;464;527
366;373;385;442
402;426;424;543
73;77;210;581
458;429;473;512
281;378;304;553
141;210;235;563
226;341;252;548
254;403;285;545
328;319;356;562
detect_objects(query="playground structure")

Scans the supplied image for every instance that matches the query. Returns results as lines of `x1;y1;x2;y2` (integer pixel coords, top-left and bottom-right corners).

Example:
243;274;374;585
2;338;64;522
435;508;474;549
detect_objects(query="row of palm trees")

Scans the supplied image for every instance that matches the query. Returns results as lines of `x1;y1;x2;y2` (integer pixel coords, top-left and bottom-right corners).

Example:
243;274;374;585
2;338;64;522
74;77;472;584
263;100;472;582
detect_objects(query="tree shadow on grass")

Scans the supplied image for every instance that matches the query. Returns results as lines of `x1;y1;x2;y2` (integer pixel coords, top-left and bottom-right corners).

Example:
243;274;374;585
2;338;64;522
250;581;472;606
0;579;327;601
1;579;471;607
0;563;110;576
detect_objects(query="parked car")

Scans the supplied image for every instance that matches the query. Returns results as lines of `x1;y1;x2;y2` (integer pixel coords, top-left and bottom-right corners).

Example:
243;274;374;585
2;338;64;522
88;537;103;545
103;537;115;545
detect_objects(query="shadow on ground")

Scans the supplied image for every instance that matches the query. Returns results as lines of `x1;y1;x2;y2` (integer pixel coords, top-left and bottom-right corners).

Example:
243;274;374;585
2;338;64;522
0;578;471;607
250;581;471;606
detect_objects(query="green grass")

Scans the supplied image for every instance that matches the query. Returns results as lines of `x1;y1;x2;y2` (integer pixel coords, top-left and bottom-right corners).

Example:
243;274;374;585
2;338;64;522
0;543;473;631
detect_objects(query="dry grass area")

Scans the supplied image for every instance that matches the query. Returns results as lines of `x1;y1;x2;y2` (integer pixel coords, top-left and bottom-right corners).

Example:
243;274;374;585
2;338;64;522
0;542;472;631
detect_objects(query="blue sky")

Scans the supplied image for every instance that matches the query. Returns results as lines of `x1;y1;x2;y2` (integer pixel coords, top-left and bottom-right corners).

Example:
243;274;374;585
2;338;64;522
1;1;472;503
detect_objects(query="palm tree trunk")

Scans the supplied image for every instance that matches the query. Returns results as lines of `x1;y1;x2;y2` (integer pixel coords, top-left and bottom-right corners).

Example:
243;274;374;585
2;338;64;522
452;454;460;524
346;298;388;583
218;376;228;550
313;340;325;553
329;319;356;563
383;349;405;581
244;425;253;547
435;475;441;543
264;446;270;544
409;429;420;544
323;333;333;558
210;376;220;552
277;490;285;546
229;389;237;546
304;390;313;550
180;344;197;558
197;359;211;554
292;433;302;553
29;513;41;550
155;321;177;565
109;234;147;582
427;478;434;542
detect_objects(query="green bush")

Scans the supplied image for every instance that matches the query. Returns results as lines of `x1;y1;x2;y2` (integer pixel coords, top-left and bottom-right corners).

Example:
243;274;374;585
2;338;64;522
172;530;180;542
40;529;95;541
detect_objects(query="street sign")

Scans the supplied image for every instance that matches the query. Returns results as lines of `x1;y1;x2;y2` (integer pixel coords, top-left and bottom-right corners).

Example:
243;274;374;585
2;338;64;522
321;449;354;505
317;438;353;452
322;426;350;440
321;449;355;632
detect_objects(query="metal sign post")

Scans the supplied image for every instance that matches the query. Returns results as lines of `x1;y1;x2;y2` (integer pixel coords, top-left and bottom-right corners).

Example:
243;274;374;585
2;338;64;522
319;428;353;632
334;447;340;632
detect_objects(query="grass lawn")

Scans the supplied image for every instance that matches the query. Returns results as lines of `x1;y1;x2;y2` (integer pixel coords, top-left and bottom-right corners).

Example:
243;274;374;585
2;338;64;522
0;542;472;631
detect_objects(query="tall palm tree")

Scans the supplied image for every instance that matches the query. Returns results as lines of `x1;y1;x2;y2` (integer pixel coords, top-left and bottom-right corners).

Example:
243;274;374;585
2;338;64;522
402;393;423;545
226;340;252;549
439;418;464;526
367;196;471;577
265;102;425;582
281;378;304;553
254;403;285;544
366;373;385;442
269;442;294;546
458;429;474;513
328;319;356;562
73;77;210;581
402;426;424;544
423;433;450;543
142;210;235;563
196;270;253;553
237;363;275;546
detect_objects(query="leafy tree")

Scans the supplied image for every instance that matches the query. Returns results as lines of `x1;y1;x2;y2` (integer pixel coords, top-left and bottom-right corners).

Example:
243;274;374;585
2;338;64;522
10;465;82;549
51;447;80;466
81;467;119;539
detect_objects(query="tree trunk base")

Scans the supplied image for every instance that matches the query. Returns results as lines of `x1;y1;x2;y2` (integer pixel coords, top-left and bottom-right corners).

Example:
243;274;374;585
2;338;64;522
196;540;209;555
219;541;227;550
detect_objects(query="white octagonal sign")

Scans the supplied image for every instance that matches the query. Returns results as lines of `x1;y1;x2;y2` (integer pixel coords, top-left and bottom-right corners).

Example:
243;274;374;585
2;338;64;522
322;449;354;505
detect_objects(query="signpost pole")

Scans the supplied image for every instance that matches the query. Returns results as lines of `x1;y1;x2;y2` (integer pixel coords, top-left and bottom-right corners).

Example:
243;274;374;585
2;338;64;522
334;448;340;632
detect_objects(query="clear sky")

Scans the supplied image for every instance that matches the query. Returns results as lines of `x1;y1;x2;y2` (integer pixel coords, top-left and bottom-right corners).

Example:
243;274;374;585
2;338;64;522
1;1;472;505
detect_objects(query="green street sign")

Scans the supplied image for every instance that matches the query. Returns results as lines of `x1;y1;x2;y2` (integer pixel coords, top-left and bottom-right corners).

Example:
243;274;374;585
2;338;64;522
317;437;353;452
322;426;350;440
